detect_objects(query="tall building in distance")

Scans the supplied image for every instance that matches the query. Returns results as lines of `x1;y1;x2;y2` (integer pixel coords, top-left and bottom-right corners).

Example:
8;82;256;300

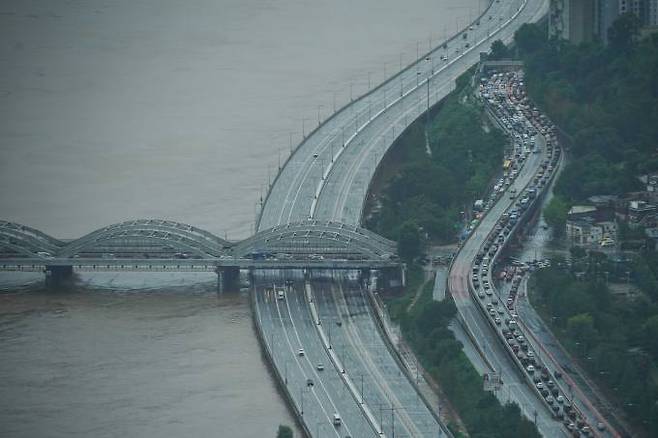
549;0;597;44
549;0;658;44
646;0;658;25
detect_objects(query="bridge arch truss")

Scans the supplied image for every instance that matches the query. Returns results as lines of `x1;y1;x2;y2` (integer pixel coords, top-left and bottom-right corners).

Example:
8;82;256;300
57;219;231;259
0;220;65;258
231;220;396;260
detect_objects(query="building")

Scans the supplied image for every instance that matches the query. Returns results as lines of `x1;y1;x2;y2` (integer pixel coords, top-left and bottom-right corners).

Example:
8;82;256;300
628;200;657;225
550;0;658;44
644;173;658;192
568;205;599;220
566;205;618;247
619;0;642;15
595;0;621;42
649;0;658;26
645;227;658;250
550;0;597;43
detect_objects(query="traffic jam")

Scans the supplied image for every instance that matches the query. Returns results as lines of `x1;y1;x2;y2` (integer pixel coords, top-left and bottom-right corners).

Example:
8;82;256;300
471;70;602;437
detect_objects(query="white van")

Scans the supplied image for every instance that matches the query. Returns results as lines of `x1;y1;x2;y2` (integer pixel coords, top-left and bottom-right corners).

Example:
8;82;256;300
333;413;342;426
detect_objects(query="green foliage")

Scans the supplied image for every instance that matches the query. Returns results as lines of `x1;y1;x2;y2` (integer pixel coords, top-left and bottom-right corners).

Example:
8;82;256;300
489;40;510;60
276;425;293;438
393;284;540;438
367;76;506;245
514;23;546;55
543;196;569;237
530;258;658;435
608;12;641;53
514;21;658;202
397;221;423;263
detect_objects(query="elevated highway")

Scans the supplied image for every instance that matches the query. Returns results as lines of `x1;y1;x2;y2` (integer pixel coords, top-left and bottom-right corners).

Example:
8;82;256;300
259;0;549;229
1;0;552;435
256;0;551;436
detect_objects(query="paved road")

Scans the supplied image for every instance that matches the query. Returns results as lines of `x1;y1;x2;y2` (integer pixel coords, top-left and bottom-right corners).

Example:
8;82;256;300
507;162;633;437
313;277;445;437
447;125;566;437
259;0;550;230
254;273;379;438
254;1;552;436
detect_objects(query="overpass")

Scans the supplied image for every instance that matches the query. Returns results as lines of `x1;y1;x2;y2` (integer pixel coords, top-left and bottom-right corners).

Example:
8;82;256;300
0;219;401;289
252;0;551;436
1;0;550;435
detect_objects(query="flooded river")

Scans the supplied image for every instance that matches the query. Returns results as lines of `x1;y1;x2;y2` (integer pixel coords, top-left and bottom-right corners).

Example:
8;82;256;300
0;0;481;436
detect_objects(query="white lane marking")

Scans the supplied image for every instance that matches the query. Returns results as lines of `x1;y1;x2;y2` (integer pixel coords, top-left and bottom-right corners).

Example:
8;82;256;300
281;285;350;438
266;0;527;226
330;281;422;437
272;284;342;437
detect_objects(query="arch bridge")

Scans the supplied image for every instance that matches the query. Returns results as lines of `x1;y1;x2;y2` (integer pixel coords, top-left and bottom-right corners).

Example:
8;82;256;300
230;220;397;261
0;219;399;267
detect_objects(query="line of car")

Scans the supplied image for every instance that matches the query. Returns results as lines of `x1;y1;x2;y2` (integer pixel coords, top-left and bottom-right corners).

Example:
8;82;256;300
469;70;604;437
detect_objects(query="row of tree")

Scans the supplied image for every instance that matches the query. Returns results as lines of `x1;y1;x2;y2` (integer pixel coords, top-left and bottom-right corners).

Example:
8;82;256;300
511;17;658;435
531;251;658;435
389;282;541;437
513;17;658;205
366;73;506;262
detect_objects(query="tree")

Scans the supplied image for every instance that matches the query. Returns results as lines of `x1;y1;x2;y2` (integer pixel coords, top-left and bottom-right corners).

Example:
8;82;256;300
276;425;293;438
397;221;422;262
543;196;570;237
566;313;598;351
489;40;510;60
570;246;587;259
514;23;545;55
608;12;640;53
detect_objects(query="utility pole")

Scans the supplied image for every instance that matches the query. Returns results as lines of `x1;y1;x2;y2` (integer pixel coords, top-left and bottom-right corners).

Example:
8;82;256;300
360;374;365;404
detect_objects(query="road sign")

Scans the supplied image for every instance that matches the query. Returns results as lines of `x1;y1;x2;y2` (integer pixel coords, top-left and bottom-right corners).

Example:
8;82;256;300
483;372;502;392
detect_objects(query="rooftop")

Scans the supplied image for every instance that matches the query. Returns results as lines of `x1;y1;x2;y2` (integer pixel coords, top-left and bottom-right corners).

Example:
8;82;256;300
568;205;598;216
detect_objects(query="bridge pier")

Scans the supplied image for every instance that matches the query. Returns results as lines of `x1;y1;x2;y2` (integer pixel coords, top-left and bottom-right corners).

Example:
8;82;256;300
360;268;372;289
377;266;406;291
45;265;74;286
216;266;240;293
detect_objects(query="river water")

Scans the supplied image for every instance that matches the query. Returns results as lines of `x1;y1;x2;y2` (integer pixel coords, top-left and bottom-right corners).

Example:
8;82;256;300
0;0;480;436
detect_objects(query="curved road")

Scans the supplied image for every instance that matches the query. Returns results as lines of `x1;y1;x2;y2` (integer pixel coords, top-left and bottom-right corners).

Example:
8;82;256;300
259;0;549;229
255;0;551;436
